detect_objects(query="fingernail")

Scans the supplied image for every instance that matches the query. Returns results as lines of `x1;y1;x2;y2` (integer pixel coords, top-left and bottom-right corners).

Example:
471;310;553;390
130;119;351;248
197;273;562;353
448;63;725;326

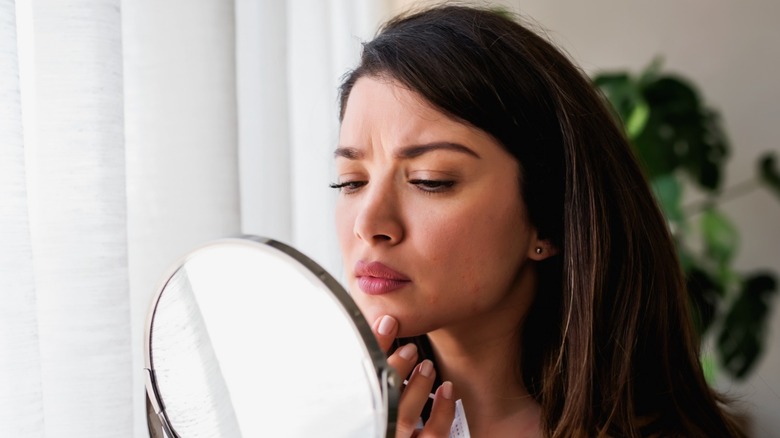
419;359;433;378
377;315;397;336
398;343;417;361
440;381;453;400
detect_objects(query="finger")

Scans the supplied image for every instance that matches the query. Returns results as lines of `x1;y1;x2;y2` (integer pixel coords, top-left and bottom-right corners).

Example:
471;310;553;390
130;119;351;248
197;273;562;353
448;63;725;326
418;381;455;438
372;314;398;353
396;360;436;437
387;342;418;381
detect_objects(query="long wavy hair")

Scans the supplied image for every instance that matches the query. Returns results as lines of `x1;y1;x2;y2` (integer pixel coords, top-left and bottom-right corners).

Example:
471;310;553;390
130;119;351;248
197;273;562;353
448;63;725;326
339;5;743;437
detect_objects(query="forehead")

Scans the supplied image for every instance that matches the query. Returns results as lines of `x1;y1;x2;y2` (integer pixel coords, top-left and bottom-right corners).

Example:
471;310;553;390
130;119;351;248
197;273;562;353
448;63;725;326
339;76;496;154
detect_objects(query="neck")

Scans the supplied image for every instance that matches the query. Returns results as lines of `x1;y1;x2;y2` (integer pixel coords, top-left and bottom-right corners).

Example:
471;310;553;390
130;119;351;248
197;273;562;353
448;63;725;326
428;323;540;437
426;263;541;437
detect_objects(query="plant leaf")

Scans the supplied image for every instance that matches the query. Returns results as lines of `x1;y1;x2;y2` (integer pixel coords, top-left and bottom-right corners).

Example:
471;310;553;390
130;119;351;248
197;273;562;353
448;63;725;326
699;208;739;267
759;152;780;200
593;73;642;129
684;109;729;191
686;265;722;338
629;76;702;178
644;76;700;115
717;272;778;379
650;174;684;224
700;350;718;385
637;57;664;88
677;244;695;273
626;102;650;138
638;76;729;190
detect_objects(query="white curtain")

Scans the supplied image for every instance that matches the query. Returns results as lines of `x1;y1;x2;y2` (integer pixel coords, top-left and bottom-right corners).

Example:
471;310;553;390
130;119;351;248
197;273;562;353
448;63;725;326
237;0;386;277
0;0;42;434
2;0;133;436
0;0;386;436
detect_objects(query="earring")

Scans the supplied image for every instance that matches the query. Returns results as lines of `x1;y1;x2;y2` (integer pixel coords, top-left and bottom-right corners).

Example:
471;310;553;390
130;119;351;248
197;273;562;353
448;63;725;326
535;247;543;254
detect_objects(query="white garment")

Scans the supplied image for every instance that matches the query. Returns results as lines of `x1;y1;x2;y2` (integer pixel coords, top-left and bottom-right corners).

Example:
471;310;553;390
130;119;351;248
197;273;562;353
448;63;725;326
450;399;471;438
414;399;471;438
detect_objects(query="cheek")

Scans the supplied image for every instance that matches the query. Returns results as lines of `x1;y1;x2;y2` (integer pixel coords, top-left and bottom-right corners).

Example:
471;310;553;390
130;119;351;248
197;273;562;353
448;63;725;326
414;197;529;296
421;201;525;259
335;203;354;252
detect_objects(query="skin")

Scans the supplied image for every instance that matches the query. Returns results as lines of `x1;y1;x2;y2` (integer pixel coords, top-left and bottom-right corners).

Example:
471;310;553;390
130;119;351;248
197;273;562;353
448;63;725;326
335;76;554;437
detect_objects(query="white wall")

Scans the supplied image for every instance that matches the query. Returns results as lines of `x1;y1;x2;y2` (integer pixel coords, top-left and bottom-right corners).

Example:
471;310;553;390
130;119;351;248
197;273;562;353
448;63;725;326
390;1;780;435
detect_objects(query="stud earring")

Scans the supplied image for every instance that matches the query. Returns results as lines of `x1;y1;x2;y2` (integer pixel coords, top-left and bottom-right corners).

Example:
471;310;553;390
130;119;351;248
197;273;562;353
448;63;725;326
535;247;543;254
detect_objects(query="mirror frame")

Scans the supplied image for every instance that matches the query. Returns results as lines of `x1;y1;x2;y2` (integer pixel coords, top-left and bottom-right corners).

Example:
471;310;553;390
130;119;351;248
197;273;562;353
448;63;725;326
143;235;399;437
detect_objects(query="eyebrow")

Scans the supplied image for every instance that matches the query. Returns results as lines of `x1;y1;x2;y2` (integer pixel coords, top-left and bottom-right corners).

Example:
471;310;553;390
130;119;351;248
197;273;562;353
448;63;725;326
333;142;481;160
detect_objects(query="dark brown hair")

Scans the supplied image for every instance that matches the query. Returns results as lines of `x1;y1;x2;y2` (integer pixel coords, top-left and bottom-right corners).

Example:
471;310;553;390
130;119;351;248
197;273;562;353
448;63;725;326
339;5;743;437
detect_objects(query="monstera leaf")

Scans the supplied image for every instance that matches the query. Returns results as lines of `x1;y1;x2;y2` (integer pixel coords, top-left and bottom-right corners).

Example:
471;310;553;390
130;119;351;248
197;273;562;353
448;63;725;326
717;273;778;378
686;266;721;338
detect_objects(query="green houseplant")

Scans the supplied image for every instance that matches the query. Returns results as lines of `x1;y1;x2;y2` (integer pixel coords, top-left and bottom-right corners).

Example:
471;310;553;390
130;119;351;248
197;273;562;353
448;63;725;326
593;59;780;380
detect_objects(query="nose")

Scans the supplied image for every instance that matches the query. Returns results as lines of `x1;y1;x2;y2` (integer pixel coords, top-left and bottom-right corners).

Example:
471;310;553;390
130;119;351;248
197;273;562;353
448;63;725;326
353;180;404;246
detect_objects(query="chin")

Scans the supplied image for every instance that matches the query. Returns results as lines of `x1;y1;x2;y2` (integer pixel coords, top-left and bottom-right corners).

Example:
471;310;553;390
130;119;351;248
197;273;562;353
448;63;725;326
352;296;379;322
391;314;436;338
352;292;439;336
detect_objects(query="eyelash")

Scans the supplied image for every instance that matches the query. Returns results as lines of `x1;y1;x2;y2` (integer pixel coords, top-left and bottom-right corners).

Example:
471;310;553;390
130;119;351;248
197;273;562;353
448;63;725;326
329;179;455;194
408;179;455;193
329;181;366;194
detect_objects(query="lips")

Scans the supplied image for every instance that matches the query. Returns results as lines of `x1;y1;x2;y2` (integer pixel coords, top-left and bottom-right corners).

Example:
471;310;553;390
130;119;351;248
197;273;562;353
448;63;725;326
354;260;411;295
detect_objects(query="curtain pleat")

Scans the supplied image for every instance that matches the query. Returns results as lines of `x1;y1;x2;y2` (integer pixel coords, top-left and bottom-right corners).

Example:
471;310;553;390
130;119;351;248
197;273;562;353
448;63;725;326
29;0;132;435
286;0;341;277
0;0;44;435
235;0;292;243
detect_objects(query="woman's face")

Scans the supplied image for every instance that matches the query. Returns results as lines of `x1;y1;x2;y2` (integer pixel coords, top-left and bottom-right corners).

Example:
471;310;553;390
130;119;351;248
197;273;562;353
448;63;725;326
335;76;541;338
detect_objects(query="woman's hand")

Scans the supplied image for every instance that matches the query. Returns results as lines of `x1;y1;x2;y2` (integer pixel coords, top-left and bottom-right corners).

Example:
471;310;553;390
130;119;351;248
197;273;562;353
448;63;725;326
372;315;456;438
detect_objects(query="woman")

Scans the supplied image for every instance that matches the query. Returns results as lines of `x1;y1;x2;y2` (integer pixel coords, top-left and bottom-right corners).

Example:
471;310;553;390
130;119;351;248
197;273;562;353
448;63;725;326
332;5;743;437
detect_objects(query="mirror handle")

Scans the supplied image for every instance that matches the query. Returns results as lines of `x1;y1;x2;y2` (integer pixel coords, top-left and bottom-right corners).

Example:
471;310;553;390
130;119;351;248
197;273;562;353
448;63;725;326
382;365;400;438
145;367;179;438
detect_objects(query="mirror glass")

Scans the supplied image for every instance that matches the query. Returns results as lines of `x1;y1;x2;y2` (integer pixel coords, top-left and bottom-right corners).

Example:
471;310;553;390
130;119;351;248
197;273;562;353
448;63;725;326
144;236;398;437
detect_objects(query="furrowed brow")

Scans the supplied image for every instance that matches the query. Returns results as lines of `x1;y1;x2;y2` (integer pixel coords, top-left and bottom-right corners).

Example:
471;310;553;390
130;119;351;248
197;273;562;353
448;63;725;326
333;146;364;160
394;142;480;159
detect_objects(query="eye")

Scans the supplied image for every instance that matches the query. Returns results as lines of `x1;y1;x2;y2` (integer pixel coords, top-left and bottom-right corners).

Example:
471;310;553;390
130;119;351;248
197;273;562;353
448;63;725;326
408;179;455;193
329;180;367;194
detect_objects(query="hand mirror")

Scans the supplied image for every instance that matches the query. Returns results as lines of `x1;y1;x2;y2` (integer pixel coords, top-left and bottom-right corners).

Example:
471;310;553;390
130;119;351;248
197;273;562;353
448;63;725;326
144;236;400;437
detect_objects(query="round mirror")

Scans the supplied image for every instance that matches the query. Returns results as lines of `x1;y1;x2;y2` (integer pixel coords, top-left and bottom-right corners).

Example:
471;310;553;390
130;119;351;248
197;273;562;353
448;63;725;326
144;236;399;437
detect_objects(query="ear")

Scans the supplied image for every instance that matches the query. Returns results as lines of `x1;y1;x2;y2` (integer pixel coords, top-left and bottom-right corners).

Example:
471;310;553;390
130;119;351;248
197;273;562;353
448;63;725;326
527;232;559;261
